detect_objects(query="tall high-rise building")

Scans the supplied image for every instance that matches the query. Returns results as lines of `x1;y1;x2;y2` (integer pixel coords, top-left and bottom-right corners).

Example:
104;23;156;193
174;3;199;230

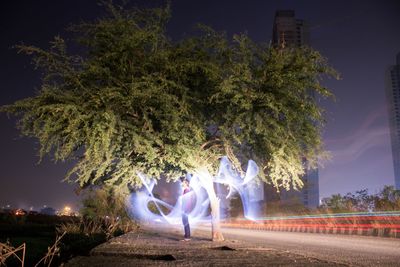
385;52;400;190
266;10;319;209
272;10;310;48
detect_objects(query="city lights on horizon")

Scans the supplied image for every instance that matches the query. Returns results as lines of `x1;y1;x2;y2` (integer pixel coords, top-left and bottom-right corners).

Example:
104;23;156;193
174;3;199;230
0;203;77;216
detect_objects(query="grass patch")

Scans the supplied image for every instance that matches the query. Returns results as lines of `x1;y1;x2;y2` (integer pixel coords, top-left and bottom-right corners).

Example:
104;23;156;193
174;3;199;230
0;214;108;266
0;213;138;266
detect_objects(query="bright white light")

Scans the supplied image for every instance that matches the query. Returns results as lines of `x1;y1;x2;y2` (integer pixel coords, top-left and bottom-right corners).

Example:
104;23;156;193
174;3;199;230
128;156;264;225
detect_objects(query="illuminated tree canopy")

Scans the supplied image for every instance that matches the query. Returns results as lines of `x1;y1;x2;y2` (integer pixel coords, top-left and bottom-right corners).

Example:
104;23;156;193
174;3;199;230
1;4;337;192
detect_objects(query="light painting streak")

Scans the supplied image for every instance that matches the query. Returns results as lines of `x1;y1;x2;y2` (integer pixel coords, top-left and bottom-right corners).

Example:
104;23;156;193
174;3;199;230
129;156;264;225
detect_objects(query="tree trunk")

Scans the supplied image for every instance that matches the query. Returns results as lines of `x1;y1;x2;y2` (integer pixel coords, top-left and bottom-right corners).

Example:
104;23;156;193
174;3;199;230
210;193;224;241
196;168;224;241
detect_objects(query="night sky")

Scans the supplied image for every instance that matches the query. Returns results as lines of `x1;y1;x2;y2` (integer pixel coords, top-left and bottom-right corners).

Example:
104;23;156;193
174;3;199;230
1;0;400;211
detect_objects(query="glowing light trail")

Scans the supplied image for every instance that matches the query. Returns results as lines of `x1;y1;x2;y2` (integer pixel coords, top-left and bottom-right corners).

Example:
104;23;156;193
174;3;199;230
129;156;264;225
222;212;400;237
245;211;400;221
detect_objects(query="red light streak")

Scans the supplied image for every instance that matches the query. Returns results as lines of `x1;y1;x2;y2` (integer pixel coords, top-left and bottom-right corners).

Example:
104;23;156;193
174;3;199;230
222;214;400;236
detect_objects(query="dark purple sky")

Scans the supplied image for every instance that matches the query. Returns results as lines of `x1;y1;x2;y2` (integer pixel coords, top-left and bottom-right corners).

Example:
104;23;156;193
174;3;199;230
1;0;399;211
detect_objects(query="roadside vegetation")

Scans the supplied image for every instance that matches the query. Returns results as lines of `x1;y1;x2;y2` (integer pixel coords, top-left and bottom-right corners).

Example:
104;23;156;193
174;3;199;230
227;185;400;218
0;187;138;266
320;185;400;213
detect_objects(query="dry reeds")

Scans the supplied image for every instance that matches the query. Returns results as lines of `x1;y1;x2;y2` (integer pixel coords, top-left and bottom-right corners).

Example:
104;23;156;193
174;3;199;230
56;217;138;239
0;241;25;266
34;232;66;267
56;218;103;236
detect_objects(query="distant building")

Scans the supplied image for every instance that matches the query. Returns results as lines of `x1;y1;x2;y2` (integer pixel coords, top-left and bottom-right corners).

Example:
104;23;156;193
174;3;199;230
266;10;319;209
272;10;310;48
385;52;400;190
301;167;319;208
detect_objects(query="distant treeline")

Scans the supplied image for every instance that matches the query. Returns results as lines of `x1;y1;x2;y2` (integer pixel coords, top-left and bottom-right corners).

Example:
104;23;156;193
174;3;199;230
228;185;400;217
320;185;400;212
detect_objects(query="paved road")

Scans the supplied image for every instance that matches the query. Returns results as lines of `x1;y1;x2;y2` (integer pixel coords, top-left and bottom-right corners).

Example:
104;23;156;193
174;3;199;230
193;226;400;267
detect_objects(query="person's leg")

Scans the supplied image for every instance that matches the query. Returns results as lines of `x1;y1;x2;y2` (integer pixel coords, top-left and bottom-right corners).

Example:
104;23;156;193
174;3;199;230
185;217;191;238
182;214;190;238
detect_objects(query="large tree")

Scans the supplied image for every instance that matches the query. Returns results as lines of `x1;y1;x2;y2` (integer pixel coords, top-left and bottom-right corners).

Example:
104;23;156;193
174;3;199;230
1;3;337;241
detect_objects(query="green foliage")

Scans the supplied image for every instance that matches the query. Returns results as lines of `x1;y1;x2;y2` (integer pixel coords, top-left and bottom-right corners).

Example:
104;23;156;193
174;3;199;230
321;186;400;212
78;186;138;238
1;3;337;192
80;186;129;220
321;193;350;212
374;185;400;211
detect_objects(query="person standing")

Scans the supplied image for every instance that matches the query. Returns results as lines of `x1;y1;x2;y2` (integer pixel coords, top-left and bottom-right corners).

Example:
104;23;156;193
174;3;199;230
180;177;192;241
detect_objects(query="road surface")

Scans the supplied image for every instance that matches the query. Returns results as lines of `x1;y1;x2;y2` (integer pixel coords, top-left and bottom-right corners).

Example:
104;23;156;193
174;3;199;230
193;226;400;266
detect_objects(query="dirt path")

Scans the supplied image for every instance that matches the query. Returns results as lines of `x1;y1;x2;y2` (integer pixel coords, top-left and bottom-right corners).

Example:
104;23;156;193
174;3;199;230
65;225;348;266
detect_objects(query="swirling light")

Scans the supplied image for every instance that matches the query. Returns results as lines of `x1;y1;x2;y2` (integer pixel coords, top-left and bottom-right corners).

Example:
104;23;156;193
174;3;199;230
128;156;264;224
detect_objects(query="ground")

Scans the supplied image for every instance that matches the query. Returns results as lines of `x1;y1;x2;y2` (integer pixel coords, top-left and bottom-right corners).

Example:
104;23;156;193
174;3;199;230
65;225;348;266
